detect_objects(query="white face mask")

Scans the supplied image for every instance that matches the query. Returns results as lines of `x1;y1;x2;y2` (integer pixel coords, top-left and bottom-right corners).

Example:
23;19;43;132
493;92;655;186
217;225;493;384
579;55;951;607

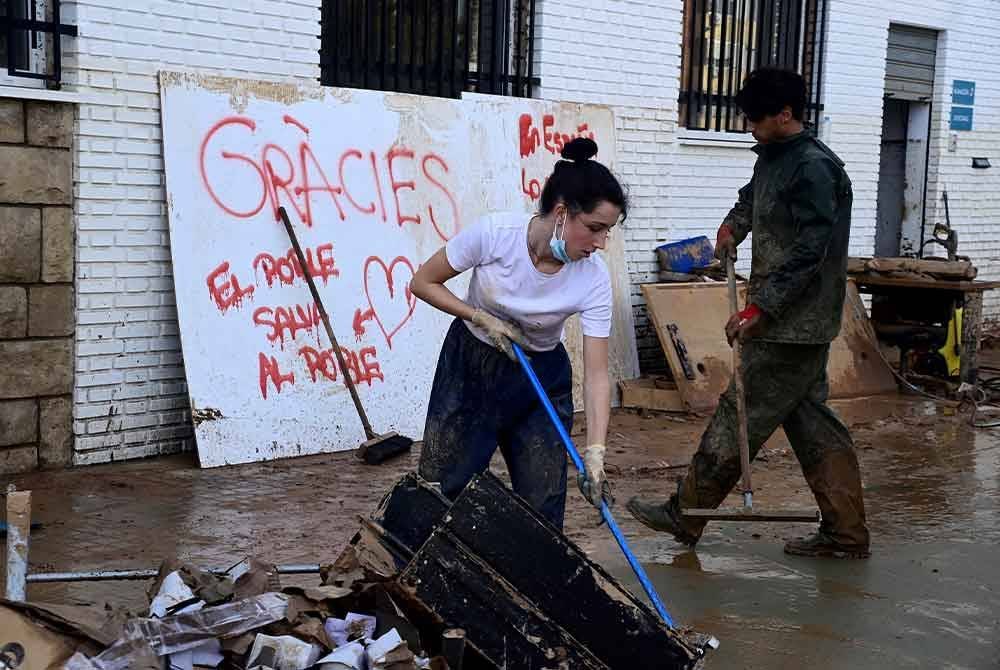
549;215;573;264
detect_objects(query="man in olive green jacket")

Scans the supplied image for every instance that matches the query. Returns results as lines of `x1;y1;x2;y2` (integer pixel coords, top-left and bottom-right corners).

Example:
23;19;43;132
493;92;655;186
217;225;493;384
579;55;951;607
628;68;870;559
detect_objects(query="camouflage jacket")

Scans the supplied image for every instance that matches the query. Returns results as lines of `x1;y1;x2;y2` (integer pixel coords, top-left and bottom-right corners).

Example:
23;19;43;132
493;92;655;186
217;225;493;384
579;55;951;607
725;132;853;344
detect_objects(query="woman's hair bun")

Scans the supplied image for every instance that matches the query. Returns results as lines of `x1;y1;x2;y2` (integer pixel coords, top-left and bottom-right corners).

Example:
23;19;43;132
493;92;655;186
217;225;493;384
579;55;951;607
561;137;598;162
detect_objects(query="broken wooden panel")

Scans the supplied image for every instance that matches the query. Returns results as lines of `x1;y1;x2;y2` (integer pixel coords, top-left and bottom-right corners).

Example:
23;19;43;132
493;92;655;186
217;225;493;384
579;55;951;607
445;472;703;670
619;377;686;412
642;280;896;410
828;282;900;398
398;529;610;670
371;473;451;555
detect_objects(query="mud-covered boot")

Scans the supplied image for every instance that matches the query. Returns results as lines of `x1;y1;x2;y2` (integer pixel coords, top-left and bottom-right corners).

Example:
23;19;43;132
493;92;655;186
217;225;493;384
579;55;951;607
626;479;705;546
783;532;870;559
784;449;871;559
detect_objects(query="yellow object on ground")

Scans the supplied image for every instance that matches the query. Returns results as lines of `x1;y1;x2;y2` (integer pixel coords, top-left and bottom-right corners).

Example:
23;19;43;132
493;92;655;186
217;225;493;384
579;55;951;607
938;307;963;376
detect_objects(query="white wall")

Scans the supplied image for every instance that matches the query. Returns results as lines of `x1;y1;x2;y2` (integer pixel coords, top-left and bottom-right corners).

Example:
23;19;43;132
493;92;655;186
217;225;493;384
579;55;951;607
61;0;1000;464
62;1;320;464
822;0;1000;314
534;0;689;370
537;0;1000;373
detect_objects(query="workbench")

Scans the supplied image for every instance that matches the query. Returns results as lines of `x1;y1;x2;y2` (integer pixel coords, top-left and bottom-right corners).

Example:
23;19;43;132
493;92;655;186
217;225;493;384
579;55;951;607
850;273;1000;386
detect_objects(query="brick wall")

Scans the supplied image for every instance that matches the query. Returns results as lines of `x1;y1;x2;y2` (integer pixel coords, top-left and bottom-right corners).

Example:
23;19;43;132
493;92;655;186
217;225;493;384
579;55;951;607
820;2;1000;317
0;98;75;474
535;0;1000;373
55;0;1000;464
61;1;320;464
533;0;685;371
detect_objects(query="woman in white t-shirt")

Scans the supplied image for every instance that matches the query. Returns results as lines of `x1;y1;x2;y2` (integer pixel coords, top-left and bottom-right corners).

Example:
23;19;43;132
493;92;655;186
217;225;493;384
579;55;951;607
409;138;627;529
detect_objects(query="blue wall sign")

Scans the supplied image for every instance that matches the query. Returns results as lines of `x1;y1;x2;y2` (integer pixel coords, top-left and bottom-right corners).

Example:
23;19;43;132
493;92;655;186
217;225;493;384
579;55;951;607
950;106;974;131
952;80;975;106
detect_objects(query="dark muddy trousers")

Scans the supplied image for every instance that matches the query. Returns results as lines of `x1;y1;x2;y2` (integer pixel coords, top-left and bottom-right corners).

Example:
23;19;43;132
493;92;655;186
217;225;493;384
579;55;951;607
419;318;573;529
680;340;869;546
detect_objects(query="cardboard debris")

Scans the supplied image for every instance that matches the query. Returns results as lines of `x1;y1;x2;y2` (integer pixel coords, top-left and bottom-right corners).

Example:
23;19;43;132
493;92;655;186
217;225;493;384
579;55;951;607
5;474;712;670
366;629;405;666
148;560;234;608
245;633;322;669
0;605;99;670
149;571;199;618
324;613;377;647
166;638;224;670
230;558;282;600
315;641;365;669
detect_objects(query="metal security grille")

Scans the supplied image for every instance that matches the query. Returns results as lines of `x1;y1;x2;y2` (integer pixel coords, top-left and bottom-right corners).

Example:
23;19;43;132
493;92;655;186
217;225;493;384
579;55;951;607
0;0;77;84
321;0;538;99
679;0;827;132
884;24;937;101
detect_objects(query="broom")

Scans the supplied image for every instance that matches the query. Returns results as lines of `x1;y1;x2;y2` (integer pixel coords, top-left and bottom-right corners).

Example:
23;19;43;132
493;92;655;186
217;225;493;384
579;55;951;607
278;207;413;464
680;256;818;523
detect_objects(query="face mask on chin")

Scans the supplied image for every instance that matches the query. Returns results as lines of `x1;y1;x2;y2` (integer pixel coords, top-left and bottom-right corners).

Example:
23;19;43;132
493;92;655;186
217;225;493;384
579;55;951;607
549;215;573;264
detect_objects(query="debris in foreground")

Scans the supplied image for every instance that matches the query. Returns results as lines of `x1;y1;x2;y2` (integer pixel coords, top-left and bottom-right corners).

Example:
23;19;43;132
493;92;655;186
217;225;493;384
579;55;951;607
3;472;715;669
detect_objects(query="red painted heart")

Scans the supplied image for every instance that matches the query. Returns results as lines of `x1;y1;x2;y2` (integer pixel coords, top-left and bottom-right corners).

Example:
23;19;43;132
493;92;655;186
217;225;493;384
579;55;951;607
363;255;417;349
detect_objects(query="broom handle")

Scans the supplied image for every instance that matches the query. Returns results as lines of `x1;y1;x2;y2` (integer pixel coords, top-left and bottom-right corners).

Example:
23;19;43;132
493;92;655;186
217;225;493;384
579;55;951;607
512;343;676;629
279;207;376;440
727;258;753;508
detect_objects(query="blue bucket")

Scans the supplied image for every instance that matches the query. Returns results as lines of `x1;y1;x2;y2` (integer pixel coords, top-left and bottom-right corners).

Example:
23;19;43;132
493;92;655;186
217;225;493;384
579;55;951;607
655;236;715;274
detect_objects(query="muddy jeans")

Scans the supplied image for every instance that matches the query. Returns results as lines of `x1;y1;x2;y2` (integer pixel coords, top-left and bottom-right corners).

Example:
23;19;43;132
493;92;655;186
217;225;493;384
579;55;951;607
682;340;865;540
419;318;572;529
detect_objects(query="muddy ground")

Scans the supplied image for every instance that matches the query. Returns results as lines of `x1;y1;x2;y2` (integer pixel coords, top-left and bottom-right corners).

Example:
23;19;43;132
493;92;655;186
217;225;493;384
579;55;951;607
3;362;1000;668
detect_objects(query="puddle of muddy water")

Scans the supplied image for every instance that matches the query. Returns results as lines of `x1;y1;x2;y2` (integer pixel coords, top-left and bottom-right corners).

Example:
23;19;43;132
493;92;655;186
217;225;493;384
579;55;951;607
593;534;1000;669
587;400;1000;668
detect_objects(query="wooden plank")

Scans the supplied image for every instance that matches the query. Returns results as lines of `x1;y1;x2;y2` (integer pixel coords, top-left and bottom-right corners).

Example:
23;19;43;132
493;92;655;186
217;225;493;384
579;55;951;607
445;472;702;670
852;274;1000;292
846;257;868;274
852;257;977;279
642;282;740;411
5;488;31;601
619;377;687;412
681;507;818;521
642;281;898;411
828;283;899;398
398;529;610;670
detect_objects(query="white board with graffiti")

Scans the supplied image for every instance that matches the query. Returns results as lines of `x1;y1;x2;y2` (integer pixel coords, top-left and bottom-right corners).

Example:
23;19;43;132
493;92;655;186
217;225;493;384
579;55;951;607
159;73;637;467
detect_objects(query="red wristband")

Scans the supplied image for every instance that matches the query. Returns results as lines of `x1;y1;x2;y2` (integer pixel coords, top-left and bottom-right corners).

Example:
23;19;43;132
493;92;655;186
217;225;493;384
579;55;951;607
738;304;762;322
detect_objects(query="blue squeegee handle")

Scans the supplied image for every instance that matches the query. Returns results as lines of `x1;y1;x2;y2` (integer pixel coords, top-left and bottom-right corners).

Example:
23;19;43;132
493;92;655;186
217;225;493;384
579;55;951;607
512;343;676;629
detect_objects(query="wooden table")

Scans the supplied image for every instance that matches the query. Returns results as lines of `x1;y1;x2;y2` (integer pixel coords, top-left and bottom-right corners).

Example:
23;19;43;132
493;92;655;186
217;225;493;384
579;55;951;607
850;273;1000;385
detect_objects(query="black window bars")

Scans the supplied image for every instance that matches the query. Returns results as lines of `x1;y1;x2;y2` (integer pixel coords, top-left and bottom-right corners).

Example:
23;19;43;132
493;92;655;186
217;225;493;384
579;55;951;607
321;0;538;99
0;0;77;85
679;0;827;132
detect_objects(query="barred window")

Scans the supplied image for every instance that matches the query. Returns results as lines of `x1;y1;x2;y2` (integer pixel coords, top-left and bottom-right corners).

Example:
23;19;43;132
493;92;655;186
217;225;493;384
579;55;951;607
0;0;76;85
679;0;827;132
321;0;538;99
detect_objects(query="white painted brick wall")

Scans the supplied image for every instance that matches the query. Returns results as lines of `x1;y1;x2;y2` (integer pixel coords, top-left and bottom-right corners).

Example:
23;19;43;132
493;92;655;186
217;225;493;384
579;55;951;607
538;0;1000;372
63;0;320;465
820;1;1000;316
535;0;686;370
61;0;1000;463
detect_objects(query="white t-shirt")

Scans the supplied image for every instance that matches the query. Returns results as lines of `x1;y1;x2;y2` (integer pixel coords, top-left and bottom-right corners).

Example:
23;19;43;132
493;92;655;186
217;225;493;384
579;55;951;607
445;211;613;352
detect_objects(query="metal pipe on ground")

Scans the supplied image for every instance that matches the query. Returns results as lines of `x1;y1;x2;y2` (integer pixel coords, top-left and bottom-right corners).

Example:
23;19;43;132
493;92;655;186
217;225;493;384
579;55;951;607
2;486;322;601
25;565;322;584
